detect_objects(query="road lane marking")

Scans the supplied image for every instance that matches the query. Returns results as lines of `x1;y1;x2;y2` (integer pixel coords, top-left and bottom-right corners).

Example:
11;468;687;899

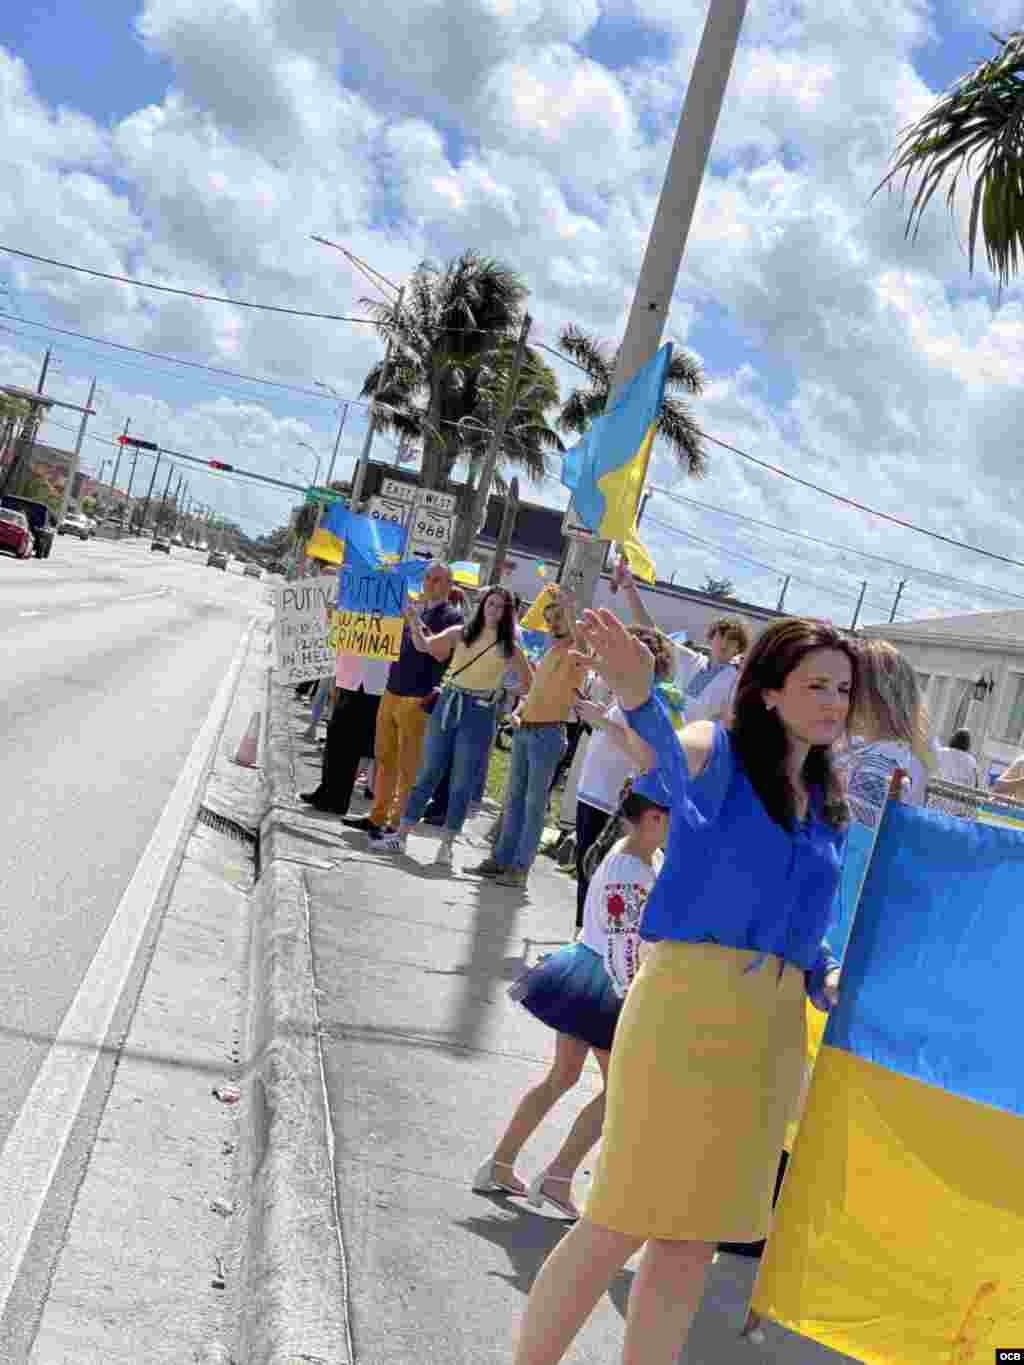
0;615;256;1317
15;589;171;618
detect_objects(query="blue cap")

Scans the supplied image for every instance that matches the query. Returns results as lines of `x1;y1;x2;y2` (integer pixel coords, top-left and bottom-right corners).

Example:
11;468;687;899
632;766;671;809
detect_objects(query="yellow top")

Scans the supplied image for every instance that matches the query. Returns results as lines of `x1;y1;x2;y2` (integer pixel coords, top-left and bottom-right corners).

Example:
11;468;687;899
520;642;586;723
444;630;508;691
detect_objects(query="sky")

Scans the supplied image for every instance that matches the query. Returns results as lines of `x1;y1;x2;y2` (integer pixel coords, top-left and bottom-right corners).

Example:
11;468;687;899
1;0;1023;627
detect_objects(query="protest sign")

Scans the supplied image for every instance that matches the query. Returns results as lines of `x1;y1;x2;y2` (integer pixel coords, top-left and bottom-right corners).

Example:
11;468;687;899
330;558;428;661
273;581;334;684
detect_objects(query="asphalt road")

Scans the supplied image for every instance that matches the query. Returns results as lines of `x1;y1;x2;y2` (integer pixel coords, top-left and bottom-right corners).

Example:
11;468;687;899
0;531;266;1355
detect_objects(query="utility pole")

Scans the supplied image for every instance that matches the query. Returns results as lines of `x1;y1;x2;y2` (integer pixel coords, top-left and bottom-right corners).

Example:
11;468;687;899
58;376;97;524
889;580;906;623
776;574;790;612
158;462;174;531
561;0;748;607
457;313;532;563
325;403;349;487
850;581;868;631
350;284;405;511
37;347;52;394
109;419;129;530
488;478;521;586
141;453;161;534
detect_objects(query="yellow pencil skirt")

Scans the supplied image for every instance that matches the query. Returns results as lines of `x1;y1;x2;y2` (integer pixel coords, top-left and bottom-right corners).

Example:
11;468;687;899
585;941;807;1244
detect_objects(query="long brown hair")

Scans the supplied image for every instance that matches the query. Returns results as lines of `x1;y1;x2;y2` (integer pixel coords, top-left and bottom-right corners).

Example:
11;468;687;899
731;618;859;829
852;638;934;771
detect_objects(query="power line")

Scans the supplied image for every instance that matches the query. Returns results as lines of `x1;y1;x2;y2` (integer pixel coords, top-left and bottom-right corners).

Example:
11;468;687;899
0;245;375;324
697;430;1024;573
0;310;367;404
8;242;1021;572
650;486;1024;610
644;513;899;617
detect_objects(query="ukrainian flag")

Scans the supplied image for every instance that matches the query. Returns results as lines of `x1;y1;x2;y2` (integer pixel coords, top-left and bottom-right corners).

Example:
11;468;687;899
560;344;671;583
450;560;481;587
754;803;1024;1362
306;505;405;568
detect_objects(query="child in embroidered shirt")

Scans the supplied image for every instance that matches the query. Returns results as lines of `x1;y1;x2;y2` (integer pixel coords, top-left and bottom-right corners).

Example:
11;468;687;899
581;785;667;998
473;784;668;1220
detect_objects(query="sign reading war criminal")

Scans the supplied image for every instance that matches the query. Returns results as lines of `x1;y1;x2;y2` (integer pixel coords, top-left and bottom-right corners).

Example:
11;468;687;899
329;558;427;661
273;582;335;684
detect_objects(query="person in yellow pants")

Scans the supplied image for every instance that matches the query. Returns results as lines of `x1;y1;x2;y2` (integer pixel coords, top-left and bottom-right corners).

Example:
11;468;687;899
342;562;463;840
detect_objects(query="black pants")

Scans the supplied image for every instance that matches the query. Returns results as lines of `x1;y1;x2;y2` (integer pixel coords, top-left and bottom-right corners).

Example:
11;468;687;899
575;799;613;930
317;687;381;814
550;720;585;796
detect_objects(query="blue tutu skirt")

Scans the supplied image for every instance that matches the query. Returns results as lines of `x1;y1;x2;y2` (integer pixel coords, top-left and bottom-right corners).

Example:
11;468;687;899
509;941;621;1051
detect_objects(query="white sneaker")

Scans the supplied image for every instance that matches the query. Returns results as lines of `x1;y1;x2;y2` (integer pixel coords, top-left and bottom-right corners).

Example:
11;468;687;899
434;839;454;870
378;831;407;854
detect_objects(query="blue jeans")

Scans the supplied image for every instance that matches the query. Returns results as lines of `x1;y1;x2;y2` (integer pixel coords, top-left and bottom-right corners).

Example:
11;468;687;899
403;689;498;834
494;723;566;871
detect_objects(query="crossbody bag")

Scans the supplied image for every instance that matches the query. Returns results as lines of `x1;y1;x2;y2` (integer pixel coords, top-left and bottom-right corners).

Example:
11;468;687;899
420;638;501;714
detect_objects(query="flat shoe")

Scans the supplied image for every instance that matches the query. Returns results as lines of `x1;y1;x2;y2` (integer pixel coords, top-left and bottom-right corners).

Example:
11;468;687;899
472;1157;526;1197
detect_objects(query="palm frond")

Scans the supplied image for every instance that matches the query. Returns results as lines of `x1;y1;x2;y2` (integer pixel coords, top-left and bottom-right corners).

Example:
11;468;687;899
656;396;706;478
876;30;1024;285
557;325;614;387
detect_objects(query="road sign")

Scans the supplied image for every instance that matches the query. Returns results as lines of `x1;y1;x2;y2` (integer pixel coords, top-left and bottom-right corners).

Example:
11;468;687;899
368;495;406;526
380;477;457;516
305;487;344;505
368;493;455;558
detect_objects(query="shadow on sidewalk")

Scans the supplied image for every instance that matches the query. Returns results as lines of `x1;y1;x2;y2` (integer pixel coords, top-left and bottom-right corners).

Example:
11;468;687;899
452;1206;635;1318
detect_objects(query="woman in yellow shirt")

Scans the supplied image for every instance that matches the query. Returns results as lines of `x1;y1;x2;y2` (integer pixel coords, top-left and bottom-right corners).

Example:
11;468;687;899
380;587;532;870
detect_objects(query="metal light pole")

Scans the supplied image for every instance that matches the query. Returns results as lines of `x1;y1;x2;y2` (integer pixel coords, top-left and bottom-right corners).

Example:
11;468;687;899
325;402;349;486
562;0;748;607
295;441;321;490
350;284;405;511
109;419;129;528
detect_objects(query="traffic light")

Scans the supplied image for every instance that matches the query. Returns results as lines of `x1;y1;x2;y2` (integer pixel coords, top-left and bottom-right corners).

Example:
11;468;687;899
118;436;159;451
208;460;233;471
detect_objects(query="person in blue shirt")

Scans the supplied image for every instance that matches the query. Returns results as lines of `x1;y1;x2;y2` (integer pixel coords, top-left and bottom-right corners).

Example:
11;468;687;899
512;613;857;1365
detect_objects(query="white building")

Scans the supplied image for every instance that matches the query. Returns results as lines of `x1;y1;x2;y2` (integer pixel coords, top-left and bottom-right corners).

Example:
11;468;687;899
861;609;1024;785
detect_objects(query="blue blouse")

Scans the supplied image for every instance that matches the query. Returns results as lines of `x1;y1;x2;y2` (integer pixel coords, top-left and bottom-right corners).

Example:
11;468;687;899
625;694;842;1004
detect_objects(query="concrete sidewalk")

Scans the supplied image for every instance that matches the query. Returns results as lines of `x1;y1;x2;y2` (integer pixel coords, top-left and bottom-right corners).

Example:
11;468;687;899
263;683;855;1365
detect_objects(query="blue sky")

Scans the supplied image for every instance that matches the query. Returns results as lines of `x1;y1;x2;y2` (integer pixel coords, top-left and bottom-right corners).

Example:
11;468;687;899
1;1;1022;626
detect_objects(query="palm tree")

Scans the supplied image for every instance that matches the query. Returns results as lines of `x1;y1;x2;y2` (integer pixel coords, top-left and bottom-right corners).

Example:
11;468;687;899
360;250;530;491
700;575;736;600
556;325;707;476
361;251;564;558
877;30;1024;287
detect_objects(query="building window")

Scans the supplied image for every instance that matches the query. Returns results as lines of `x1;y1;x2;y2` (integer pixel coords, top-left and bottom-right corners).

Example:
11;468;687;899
1002;674;1024;745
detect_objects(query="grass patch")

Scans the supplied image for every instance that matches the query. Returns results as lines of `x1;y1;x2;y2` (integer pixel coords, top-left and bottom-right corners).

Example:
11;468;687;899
485;738;562;829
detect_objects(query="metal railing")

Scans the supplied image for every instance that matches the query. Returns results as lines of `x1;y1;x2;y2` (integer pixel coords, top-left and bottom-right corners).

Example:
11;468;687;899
925;778;1024;827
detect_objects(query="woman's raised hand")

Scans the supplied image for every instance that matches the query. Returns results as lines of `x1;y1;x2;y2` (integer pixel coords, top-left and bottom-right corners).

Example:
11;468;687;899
574;610;654;710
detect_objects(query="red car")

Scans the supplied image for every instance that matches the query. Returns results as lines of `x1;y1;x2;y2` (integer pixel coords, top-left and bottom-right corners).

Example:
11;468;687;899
0;508;34;559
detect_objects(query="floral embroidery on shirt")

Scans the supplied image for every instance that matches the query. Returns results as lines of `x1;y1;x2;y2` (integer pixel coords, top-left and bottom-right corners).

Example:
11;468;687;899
603;880;651;997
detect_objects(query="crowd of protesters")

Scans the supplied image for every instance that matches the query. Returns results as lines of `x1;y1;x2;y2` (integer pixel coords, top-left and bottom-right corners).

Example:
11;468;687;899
290;541;1007;1364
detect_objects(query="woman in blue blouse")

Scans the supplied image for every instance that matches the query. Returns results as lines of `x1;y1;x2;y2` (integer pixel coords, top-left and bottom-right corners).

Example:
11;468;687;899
513;614;857;1365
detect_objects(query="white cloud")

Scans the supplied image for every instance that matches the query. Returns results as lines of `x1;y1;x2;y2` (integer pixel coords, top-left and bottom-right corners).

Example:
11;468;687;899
2;1;1023;623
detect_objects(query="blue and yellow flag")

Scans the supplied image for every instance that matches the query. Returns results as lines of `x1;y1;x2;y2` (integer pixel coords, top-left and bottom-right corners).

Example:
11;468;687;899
754;804;1024;1362
306;505;405;568
450;560;481;587
560;344;670;583
330;558;428;660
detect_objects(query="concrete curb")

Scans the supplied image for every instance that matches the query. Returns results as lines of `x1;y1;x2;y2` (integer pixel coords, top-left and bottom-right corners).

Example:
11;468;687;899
239;677;352;1365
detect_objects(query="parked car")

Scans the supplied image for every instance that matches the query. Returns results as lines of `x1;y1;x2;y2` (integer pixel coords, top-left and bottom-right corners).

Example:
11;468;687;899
172;533;184;546
151;535;172;554
243;561;262;579
207;549;228;570
0;508;34;559
59;513;91;540
0;496;56;557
